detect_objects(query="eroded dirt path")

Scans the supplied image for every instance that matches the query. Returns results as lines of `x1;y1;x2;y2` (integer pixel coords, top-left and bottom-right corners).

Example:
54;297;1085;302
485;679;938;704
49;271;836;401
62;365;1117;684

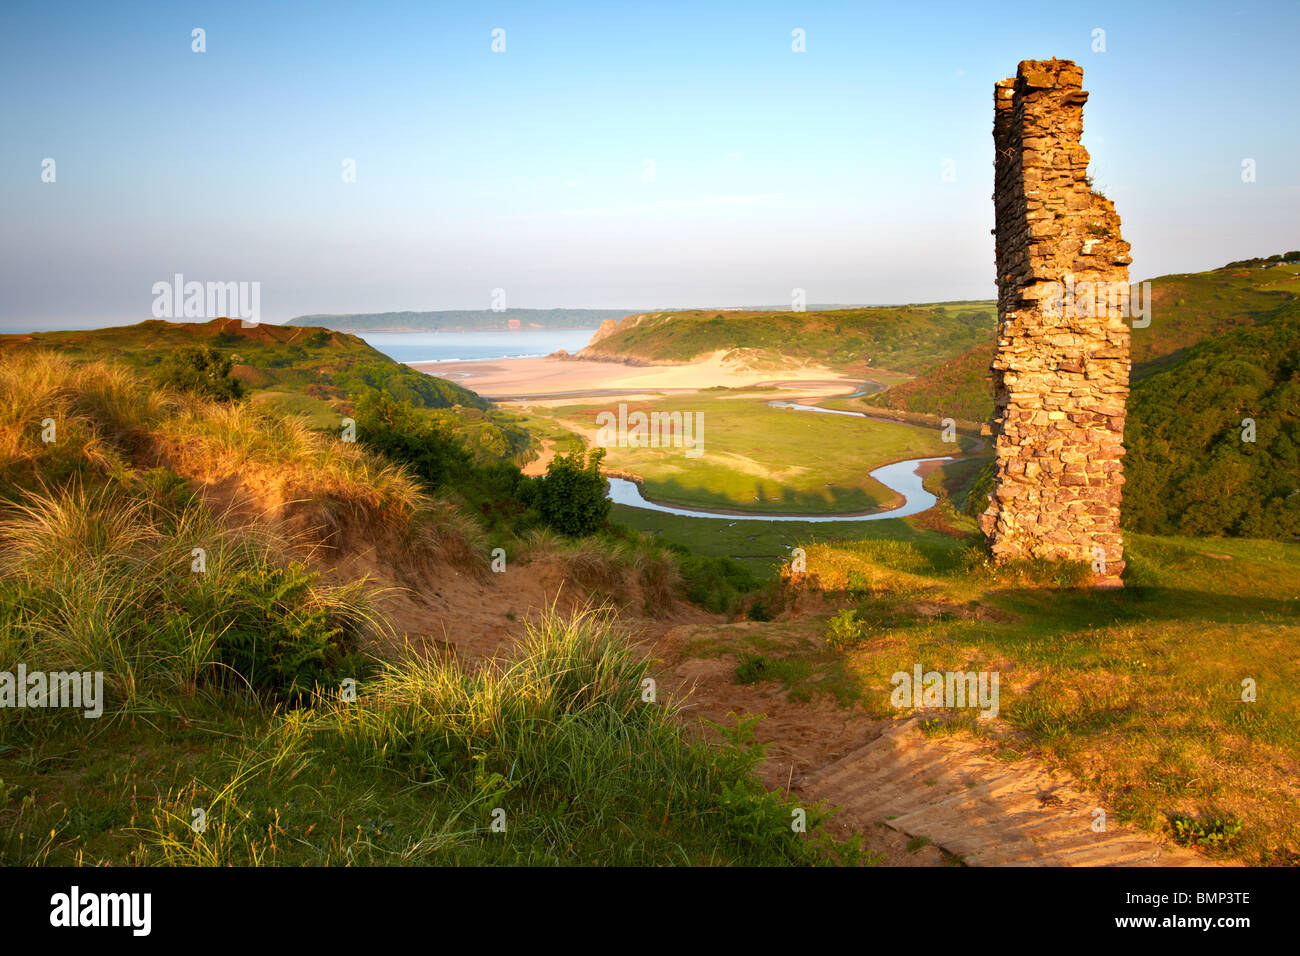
653;622;1214;867
799;718;1209;866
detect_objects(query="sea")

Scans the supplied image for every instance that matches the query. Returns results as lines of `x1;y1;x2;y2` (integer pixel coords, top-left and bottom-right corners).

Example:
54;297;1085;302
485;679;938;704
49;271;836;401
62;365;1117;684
356;329;596;365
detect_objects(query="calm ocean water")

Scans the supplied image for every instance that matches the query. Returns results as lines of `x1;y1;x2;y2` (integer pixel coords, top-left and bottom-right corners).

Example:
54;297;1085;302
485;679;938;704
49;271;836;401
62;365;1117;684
357;329;596;365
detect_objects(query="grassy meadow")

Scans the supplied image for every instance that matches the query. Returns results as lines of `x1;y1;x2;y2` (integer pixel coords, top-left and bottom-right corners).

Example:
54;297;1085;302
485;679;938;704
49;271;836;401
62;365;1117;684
612;505;961;578
528;388;975;515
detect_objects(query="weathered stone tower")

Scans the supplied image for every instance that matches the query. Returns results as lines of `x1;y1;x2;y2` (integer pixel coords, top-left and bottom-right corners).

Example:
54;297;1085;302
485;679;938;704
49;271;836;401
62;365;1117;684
979;59;1132;587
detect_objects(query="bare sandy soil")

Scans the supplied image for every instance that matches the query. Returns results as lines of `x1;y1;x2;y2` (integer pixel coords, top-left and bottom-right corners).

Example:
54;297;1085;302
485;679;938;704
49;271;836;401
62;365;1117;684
413;350;862;398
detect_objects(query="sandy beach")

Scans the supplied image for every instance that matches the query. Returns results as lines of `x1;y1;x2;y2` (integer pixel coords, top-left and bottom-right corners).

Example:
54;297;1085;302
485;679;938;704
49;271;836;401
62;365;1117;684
411;351;863;399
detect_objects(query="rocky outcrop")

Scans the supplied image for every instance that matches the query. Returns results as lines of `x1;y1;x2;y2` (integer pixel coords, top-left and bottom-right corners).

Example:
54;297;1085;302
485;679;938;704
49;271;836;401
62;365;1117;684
583;313;652;350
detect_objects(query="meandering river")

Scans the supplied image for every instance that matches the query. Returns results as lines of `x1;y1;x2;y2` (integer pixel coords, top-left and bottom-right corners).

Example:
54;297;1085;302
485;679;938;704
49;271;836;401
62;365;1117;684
605;394;954;522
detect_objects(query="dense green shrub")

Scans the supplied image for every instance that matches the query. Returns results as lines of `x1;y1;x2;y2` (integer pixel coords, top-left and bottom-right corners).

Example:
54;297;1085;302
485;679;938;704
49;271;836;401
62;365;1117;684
532;443;611;537
335;359;489;411
352;390;536;534
1169;814;1244;853
676;553;760;615
156;345;245;402
353;389;474;490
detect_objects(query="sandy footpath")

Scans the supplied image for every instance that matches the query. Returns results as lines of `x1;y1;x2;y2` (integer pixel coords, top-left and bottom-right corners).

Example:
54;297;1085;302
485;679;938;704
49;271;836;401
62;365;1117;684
411;351;862;399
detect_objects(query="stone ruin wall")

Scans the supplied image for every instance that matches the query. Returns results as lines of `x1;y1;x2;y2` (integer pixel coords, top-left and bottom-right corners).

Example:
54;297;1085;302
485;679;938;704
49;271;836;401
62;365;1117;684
978;59;1132;587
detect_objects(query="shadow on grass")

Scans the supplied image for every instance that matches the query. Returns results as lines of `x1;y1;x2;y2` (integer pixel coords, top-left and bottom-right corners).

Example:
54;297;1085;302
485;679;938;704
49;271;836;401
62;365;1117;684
984;584;1299;630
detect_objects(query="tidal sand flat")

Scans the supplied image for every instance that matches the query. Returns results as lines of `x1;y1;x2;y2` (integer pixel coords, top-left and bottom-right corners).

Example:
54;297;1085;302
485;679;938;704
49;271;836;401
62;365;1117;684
413;352;862;399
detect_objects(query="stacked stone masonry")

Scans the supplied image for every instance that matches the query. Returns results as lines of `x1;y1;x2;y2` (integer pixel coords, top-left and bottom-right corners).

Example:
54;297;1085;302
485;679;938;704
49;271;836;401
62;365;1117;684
978;59;1132;587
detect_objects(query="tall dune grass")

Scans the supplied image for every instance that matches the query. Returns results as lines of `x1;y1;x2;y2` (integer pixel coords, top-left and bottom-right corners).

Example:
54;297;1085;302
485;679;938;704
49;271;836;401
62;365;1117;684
158;396;426;527
140;607;851;866
521;527;679;609
0;482;387;716
0;352;170;492
0;351;484;574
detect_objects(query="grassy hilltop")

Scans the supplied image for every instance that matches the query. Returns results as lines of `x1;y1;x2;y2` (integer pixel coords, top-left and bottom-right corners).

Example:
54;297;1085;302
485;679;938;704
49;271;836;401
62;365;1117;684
579;301;995;375
0;317;483;408
0;317;536;467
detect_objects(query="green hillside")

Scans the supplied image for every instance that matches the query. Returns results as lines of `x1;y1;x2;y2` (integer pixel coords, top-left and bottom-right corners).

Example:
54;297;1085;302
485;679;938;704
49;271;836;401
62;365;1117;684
0;318;535;467
1124;312;1300;538
580;302;996;375
1131;260;1300;376
875;258;1300;541
863;259;1300;424
859;340;997;424
287;308;632;331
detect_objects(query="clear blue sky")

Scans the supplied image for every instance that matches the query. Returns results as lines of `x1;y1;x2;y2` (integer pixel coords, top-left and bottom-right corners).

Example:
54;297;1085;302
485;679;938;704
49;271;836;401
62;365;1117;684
2;0;1297;328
